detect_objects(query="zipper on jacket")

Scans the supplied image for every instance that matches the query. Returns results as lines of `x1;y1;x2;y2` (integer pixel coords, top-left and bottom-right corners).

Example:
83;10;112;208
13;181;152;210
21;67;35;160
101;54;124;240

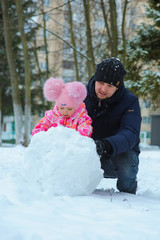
64;118;67;126
98;100;101;107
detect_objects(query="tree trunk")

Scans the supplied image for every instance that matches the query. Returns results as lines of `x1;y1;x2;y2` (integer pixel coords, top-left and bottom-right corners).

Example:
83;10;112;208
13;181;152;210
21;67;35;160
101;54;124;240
16;0;31;147
33;37;45;105
68;0;80;81
116;0;123;44
41;0;49;79
109;0;118;57
1;0;23;145
100;0;112;57
121;0;128;66
82;0;95;78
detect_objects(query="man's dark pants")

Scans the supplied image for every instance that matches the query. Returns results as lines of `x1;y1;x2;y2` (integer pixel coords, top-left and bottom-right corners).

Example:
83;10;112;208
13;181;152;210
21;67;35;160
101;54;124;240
100;150;139;194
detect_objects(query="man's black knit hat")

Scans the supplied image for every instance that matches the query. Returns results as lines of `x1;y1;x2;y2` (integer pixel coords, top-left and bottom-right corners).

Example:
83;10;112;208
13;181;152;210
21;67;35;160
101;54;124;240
94;57;126;88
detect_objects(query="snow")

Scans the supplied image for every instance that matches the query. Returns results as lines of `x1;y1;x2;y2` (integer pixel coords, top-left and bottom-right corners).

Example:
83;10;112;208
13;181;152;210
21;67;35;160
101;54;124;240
24;127;103;196
0;127;160;240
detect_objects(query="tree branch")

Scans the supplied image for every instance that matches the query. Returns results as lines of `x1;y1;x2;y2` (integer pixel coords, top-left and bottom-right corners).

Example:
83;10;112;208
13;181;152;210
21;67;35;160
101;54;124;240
31;19;91;61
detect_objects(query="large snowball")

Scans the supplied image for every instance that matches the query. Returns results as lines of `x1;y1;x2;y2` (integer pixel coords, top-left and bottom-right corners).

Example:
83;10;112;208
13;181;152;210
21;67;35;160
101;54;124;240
24;127;103;196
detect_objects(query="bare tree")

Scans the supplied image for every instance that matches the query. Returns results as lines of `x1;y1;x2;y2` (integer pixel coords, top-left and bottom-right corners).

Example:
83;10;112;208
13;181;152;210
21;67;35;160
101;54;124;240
40;0;50;79
121;0;128;66
99;0;129;63
32;36;46;106
68;0;80;81
109;0;118;57
31;19;90;61
82;0;95;78
100;0;112;57
1;0;23;145
15;0;31;146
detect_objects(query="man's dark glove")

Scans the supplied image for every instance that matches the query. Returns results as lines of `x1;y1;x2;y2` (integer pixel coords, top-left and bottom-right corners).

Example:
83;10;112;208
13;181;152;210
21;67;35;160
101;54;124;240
95;139;113;158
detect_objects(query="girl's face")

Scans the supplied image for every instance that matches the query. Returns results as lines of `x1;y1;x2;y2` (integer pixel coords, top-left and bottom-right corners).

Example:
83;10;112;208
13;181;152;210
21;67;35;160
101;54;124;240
95;81;118;99
58;106;75;118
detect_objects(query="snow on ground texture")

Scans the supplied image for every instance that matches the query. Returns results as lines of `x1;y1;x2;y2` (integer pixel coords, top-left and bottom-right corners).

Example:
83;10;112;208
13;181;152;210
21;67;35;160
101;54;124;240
0;127;160;240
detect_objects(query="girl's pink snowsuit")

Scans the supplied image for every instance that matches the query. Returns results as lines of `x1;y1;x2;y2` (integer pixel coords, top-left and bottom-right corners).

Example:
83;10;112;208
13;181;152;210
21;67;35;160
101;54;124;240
32;102;93;137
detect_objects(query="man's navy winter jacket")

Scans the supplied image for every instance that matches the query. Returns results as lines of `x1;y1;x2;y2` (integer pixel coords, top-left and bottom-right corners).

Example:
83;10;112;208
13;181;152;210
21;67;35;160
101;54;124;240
84;77;142;156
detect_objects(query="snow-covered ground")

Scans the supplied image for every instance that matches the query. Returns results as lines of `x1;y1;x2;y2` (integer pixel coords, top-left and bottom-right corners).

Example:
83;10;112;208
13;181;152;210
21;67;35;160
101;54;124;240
0;127;160;240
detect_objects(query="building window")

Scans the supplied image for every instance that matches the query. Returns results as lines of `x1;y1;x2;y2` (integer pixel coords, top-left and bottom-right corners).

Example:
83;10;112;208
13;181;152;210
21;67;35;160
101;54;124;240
43;0;50;6
131;23;136;30
142;116;151;124
63;61;74;70
140;131;151;144
40;46;48;53
141;131;151;140
41;29;49;38
44;13;50;21
131;7;136;15
40;62;47;70
94;17;104;29
142;100;152;109
63;76;74;83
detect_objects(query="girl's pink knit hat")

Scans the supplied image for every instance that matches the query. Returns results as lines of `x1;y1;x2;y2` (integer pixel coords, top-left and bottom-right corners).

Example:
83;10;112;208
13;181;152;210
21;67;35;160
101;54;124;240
43;78;87;110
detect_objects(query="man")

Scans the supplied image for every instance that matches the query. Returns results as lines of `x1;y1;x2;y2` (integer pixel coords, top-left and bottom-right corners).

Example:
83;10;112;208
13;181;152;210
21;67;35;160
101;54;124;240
84;57;142;194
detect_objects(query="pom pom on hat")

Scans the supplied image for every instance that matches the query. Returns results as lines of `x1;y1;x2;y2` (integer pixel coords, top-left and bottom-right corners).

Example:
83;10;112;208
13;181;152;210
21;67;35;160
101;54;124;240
43;78;87;110
66;82;87;104
43;78;64;101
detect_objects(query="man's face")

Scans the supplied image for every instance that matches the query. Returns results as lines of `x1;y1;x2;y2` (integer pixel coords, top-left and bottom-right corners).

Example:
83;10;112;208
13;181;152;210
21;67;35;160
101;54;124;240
95;81;118;99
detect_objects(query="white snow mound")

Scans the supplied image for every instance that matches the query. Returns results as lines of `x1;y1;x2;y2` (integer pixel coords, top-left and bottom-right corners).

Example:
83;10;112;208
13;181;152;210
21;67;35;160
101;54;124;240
24;127;103;196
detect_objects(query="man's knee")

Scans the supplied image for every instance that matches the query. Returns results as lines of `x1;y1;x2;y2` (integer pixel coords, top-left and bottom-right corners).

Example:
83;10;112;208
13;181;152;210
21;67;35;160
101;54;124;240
113;150;139;178
113;150;139;193
100;150;139;193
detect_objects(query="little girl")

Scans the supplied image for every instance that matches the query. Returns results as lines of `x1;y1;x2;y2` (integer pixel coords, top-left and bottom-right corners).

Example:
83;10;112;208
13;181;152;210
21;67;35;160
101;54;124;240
32;78;93;137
